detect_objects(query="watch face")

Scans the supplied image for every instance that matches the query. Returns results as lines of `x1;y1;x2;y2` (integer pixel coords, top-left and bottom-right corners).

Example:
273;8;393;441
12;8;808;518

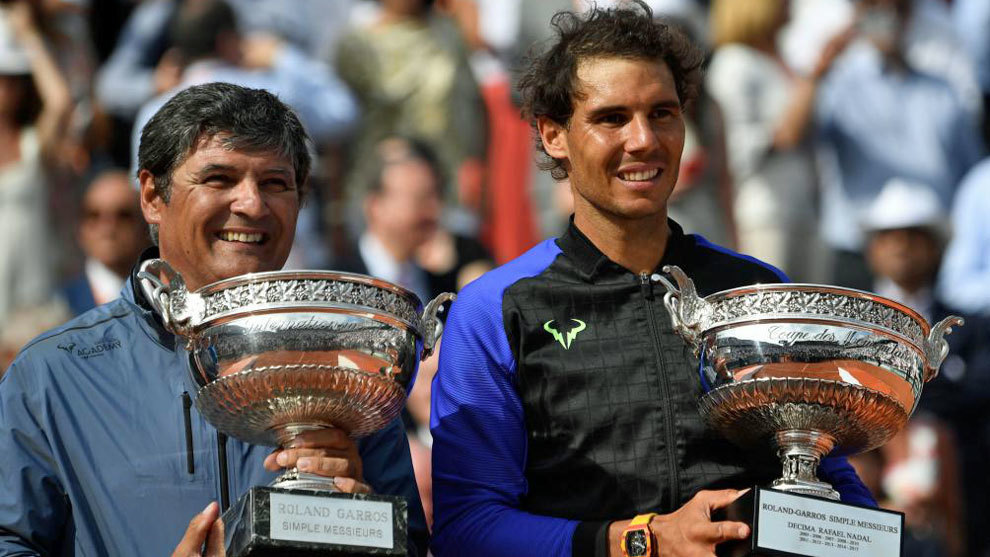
625;529;650;556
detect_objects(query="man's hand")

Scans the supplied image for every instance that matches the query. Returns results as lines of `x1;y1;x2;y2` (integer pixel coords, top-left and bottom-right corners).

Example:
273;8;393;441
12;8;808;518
609;489;751;556
263;428;371;494
172;502;225;557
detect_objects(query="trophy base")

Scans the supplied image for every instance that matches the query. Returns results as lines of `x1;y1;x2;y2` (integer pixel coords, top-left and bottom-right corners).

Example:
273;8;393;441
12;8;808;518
714;487;903;557
223;486;407;556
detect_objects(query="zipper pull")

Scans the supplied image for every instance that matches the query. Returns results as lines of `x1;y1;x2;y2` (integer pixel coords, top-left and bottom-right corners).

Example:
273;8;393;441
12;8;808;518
640;272;654;300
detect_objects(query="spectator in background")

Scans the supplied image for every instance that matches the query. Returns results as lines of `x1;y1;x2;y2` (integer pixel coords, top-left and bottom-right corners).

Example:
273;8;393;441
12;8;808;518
816;0;984;289
98;0;355;122
857;177;990;556
663;15;735;250
130;0;358;170
937;158;990;316
849;423;962;557
336;136;490;302
952;0;990;145
337;136;445;303
96;0;180;122
61;169;149;316
0;300;70;377
97;0;356;169
333;0;486;232
706;0;851;282
335;135;491;527
0;2;71;323
440;0;540;264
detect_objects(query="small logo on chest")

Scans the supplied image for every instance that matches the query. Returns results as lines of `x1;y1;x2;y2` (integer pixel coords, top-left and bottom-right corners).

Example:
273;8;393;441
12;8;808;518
543;319;587;349
58;338;122;359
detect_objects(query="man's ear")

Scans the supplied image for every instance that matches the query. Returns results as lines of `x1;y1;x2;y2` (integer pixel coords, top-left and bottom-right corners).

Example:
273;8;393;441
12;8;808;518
537;116;569;161
139;169;164;226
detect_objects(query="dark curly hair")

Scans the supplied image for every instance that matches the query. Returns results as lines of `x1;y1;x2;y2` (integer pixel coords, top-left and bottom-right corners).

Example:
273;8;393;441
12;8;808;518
517;0;704;180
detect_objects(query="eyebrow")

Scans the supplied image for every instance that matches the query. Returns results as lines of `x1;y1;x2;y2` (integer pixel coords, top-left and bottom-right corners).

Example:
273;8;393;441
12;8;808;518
192;164;293;179
192;164;236;179
585;99;681;119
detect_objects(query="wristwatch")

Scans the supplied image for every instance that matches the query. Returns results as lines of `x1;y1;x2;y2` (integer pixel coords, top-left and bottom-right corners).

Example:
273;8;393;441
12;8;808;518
621;513;658;557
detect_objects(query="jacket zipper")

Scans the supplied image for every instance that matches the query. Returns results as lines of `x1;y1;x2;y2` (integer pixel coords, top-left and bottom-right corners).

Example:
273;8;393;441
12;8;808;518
640;272;680;509
182;392;195;474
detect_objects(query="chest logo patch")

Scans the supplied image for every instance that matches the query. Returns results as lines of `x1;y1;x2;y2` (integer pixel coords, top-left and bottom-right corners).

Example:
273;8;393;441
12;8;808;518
544;319;587;349
57;338;122;359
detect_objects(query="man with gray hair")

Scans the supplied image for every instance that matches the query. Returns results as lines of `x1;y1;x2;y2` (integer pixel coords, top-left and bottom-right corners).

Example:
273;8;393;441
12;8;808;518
0;82;427;556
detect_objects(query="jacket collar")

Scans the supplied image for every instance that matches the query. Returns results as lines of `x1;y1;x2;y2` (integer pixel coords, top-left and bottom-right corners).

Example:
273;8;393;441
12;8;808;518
556;216;693;281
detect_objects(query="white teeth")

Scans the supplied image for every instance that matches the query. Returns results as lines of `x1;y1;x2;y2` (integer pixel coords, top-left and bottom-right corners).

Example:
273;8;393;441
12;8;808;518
619;169;660;181
219;231;263;243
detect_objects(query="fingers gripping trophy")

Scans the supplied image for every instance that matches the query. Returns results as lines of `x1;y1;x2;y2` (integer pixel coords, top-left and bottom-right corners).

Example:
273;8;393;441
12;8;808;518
139;260;453;556
658;265;962;557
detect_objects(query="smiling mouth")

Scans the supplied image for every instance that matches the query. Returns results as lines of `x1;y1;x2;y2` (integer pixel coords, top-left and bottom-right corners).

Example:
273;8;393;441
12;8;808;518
618;168;660;181
218;231;266;244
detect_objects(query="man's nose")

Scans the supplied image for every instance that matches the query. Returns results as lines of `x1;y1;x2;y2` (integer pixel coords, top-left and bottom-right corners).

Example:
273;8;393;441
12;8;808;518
625;114;660;153
229;180;269;218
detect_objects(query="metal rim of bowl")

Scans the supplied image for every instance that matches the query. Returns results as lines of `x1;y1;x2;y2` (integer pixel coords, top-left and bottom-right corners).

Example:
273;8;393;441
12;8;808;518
181;270;425;336
697;283;930;350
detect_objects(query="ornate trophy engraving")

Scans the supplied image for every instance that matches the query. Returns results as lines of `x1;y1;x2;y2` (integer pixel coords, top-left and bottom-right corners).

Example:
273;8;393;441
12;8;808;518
658;265;962;557
138;259;454;556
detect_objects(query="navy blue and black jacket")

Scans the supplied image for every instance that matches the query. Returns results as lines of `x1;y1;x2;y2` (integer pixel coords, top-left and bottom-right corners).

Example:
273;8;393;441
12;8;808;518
430;220;874;557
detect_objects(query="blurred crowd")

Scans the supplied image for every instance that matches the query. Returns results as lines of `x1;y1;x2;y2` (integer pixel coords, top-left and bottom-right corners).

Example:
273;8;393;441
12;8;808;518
0;0;987;555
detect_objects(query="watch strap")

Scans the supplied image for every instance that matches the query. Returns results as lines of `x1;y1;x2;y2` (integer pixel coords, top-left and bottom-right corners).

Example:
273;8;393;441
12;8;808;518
629;513;657;527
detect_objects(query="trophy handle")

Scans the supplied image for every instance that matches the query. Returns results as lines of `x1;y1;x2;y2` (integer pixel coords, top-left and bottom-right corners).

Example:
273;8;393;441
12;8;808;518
657;265;707;352
136;258;199;336
923;315;965;381
421;292;456;360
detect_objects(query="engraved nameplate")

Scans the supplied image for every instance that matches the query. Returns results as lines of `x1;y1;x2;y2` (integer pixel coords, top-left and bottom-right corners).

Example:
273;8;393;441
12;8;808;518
756;489;902;556
269;492;394;549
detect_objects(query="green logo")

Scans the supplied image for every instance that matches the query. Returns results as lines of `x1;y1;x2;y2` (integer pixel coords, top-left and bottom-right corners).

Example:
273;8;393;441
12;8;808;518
543;319;587;349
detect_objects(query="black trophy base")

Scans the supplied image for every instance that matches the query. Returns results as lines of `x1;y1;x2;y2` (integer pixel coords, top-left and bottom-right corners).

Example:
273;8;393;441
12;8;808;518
714;486;904;557
223;486;407;556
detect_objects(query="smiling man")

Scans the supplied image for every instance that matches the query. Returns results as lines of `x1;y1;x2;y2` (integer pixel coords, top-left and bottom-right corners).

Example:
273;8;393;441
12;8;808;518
0;83;427;556
429;3;873;557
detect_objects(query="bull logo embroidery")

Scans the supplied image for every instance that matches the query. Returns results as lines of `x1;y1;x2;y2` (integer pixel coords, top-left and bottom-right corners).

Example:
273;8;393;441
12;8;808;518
543;319;587;350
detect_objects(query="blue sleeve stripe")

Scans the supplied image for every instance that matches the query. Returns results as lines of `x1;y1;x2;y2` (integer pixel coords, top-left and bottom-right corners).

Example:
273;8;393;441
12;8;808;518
431;240;578;556
692;234;791;283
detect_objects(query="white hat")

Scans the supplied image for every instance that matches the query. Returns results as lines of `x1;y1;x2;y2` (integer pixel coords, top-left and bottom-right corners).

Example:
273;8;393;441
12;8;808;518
861;177;949;237
0;10;30;76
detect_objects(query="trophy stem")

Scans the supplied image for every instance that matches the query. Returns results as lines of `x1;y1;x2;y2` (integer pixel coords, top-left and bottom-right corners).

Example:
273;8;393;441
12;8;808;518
270;423;340;492
771;429;840;500
272;422;332;447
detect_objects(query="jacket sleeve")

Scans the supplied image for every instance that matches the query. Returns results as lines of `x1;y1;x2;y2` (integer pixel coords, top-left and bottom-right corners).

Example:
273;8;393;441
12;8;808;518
429;282;579;557
358;416;429;557
0;361;68;556
819;456;876;507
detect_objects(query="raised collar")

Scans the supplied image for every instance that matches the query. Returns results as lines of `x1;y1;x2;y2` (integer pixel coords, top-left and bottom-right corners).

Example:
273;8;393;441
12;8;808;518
555;217;692;281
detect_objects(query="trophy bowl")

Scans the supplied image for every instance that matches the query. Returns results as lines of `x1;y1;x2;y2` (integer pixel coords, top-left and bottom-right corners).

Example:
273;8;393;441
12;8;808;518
658;265;962;501
139;259;454;448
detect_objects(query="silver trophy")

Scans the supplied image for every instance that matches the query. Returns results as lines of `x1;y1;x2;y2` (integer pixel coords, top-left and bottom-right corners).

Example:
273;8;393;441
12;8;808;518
138;259;454;556
658;265;961;557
